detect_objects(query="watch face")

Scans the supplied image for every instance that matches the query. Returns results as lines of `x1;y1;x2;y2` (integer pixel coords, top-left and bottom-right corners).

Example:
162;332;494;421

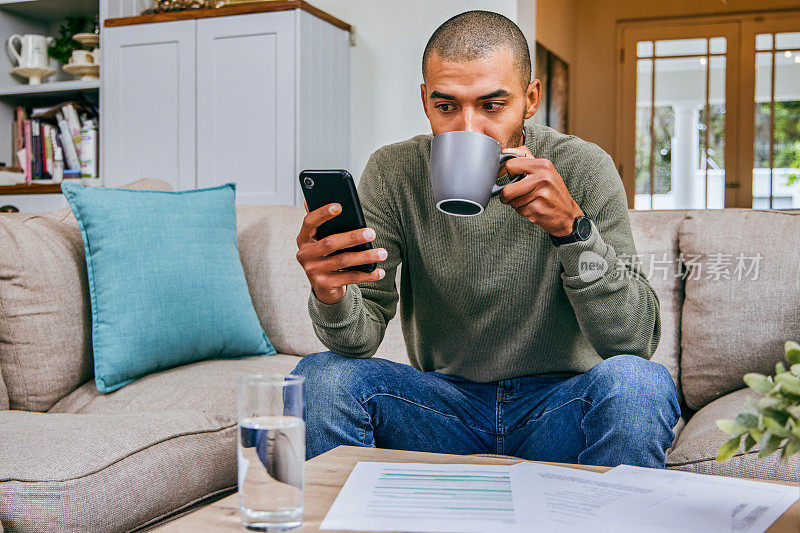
576;217;592;240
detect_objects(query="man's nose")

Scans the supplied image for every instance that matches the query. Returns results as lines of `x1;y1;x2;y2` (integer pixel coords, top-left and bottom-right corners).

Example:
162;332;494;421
460;109;480;133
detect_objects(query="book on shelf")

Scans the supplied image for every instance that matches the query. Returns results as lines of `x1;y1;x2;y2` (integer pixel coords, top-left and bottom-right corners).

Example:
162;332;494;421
13;102;98;184
23;119;31;182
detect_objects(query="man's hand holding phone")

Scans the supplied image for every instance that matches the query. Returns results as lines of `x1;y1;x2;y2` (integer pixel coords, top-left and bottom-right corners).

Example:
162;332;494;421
296;202;387;305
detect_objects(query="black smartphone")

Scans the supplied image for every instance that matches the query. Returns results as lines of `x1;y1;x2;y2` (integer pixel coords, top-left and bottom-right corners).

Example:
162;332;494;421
298;169;377;273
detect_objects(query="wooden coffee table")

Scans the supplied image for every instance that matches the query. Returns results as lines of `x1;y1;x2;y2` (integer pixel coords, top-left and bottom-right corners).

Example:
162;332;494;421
155;445;798;532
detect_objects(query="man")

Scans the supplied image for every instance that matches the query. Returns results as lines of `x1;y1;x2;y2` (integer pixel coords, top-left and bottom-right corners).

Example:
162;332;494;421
292;11;679;467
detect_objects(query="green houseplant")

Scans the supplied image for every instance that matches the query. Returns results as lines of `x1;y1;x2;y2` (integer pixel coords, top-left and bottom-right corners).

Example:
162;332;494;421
717;341;800;463
48;16;93;64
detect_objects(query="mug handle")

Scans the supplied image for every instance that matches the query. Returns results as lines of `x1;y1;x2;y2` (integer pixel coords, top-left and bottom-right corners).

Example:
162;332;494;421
7;34;22;66
490;153;524;197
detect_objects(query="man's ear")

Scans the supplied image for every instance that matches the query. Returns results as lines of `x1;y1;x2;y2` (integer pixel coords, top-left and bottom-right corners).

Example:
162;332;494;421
524;79;541;120
420;83;431;120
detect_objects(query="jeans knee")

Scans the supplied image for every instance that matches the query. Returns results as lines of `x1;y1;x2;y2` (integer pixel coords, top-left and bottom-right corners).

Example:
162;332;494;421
291;351;377;405
292;351;337;379
589;355;679;418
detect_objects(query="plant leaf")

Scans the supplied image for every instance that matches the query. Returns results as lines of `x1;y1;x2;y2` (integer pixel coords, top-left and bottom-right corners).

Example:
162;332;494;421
775;374;800;397
786;341;800;365
744;373;774;395
783;435;800;462
717;419;748;436
735;413;758;429
744;434;758;452
717;436;742;462
763;416;790;438
791;364;800;377
758;433;783;459
763;406;790;425
758;397;779;408
787;405;800;420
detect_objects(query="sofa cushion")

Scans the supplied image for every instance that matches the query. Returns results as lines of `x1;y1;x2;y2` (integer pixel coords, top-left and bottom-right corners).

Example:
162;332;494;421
627;210;688;402
236;205;410;364
679;210;800;410
61;181;276;393
236;205;327;358
48;354;303;418
0;410;235;533
666;387;798;482
0;179;173;411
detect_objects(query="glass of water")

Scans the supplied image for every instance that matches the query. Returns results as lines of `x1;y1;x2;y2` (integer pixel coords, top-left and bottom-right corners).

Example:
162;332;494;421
237;374;305;530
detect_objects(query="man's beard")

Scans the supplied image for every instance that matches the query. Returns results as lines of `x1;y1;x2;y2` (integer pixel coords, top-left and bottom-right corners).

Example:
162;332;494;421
503;116;526;149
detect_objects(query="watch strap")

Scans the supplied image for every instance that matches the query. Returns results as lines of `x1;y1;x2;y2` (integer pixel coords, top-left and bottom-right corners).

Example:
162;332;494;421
550;216;590;247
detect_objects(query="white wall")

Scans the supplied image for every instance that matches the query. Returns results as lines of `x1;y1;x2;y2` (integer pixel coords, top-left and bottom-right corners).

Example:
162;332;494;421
308;1;534;181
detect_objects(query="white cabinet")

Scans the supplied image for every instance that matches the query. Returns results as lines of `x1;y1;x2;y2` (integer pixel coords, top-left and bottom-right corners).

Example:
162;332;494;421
197;12;295;205
103;20;196;192
102;9;350;206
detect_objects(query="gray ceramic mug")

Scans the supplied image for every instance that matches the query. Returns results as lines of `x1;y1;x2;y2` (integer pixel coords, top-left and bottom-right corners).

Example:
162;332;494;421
430;130;523;216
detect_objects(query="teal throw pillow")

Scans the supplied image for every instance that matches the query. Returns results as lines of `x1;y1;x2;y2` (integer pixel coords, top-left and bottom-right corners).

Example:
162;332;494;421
62;181;275;393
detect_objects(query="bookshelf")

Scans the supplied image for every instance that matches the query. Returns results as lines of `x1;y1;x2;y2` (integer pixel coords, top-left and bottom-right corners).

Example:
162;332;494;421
0;0;102;208
0;182;60;194
0;79;99;98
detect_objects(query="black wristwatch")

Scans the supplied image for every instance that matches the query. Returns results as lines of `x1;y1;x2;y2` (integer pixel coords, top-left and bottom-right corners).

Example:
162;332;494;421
550;216;592;247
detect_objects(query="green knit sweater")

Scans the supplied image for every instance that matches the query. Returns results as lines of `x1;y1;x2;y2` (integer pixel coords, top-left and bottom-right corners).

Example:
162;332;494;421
308;123;660;382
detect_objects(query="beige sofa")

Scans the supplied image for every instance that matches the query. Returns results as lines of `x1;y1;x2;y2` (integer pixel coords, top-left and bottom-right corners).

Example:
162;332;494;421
0;179;797;532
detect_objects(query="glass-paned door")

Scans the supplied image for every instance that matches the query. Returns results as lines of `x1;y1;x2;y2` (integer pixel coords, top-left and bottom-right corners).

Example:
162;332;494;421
633;38;727;209
751;31;800;208
619;12;800;209
619;24;739;210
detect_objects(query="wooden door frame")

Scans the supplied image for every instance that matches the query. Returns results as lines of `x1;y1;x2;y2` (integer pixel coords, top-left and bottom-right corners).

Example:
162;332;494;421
615;9;800;208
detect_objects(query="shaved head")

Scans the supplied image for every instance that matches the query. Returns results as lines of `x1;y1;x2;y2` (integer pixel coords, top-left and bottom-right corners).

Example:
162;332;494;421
422;11;532;89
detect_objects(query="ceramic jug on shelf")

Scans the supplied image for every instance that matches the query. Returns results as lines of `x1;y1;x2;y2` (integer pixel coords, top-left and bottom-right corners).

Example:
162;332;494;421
7;34;53;69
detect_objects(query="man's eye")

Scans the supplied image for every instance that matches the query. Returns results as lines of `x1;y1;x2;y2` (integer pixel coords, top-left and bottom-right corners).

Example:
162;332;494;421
484;102;504;111
436;103;454;112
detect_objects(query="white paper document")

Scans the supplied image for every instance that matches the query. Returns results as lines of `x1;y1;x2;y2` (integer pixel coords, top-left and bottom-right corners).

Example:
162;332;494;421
510;462;677;532
321;461;796;532
604;464;798;533
320;462;519;532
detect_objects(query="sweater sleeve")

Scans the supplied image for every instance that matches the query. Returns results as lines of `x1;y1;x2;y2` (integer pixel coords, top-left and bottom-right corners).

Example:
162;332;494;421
555;153;661;360
307;152;402;358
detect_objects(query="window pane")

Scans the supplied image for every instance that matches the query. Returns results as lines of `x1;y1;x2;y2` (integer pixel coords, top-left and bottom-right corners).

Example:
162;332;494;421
775;31;800;50
756;33;773;51
699;56;726;209
772;51;800;208
652;103;675;206
635;59;653;210
753;48;800;209
754;52;772;176
709;37;726;54
655;38;707;57
655;56;705;209
637;41;653;58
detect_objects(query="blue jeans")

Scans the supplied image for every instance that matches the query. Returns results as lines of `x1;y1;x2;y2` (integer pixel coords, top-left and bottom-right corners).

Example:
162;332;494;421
290;351;680;467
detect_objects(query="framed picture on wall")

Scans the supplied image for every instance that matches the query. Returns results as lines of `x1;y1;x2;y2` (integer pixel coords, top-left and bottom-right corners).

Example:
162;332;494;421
532;42;569;134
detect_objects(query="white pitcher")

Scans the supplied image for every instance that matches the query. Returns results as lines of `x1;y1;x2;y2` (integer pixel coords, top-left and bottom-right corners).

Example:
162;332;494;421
7;34;53;69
